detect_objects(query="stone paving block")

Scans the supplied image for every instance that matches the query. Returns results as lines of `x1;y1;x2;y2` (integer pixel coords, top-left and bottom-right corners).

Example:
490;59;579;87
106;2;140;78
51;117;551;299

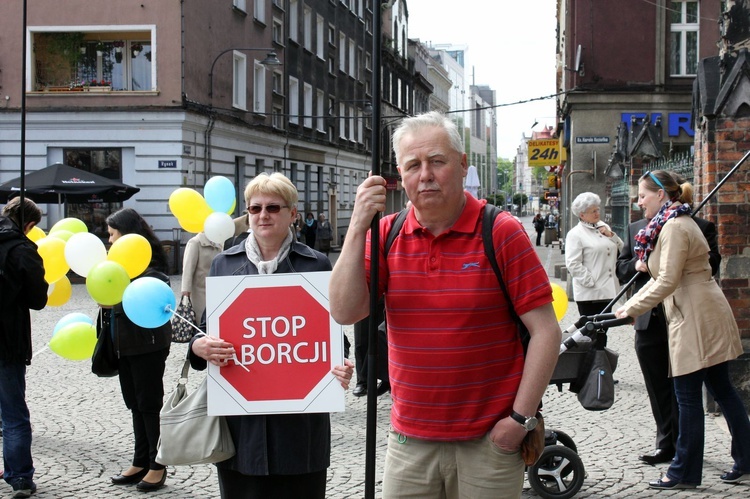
2;220;744;499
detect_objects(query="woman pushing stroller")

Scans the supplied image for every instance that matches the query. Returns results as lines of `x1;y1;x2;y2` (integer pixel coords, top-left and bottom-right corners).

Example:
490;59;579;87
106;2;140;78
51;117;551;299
615;170;750;490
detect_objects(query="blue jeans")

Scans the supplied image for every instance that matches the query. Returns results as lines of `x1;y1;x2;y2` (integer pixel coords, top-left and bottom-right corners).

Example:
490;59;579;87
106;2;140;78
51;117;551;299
668;361;750;485
0;359;34;484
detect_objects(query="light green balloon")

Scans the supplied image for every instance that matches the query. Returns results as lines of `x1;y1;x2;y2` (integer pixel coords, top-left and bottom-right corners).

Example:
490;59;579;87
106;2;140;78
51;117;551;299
50;217;88;235
86;260;131;306
48;322;97;361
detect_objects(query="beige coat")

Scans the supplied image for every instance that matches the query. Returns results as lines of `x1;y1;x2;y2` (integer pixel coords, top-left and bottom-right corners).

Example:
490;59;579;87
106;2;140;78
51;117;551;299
180;232;222;322
623;215;742;376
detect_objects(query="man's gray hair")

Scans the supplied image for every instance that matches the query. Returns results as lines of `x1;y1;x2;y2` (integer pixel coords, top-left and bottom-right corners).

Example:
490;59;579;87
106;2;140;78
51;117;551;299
571;192;601;218
392;111;463;161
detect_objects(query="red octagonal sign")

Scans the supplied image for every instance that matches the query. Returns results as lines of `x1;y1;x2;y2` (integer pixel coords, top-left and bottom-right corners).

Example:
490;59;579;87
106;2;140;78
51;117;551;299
218;285;330;401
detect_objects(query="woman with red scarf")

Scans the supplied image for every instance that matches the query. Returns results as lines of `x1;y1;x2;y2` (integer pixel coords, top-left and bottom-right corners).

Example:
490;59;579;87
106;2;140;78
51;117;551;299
615;170;750;490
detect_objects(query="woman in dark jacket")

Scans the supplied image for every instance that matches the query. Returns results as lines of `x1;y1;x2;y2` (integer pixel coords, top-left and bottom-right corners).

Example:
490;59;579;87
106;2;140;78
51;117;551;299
102;208;171;492
189;173;353;499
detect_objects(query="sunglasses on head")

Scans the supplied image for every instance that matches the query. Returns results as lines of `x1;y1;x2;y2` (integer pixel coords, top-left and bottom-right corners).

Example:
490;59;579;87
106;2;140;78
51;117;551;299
248;204;289;214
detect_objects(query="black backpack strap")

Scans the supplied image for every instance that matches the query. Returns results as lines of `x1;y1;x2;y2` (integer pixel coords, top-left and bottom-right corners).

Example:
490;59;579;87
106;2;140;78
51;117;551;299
482;204;531;353
383;209;409;259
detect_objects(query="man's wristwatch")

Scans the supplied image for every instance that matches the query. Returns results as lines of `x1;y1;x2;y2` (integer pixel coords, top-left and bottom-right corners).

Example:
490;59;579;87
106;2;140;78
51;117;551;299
510;410;539;431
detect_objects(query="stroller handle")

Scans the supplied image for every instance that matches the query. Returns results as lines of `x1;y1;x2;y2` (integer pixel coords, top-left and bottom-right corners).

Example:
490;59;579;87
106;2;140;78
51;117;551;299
559;315;634;355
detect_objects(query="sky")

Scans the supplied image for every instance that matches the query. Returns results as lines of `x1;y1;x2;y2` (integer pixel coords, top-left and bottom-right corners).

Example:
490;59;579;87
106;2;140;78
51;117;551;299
405;0;558;160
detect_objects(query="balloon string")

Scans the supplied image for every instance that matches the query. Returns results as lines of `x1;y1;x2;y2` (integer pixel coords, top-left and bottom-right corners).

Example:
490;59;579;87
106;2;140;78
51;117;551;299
167;306;250;372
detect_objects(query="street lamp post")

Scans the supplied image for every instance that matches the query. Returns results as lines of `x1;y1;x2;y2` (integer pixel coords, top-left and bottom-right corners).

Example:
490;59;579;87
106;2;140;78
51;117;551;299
208;47;281;101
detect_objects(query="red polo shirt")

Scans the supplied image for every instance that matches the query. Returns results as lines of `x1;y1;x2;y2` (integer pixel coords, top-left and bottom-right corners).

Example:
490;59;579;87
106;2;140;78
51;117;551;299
365;194;552;440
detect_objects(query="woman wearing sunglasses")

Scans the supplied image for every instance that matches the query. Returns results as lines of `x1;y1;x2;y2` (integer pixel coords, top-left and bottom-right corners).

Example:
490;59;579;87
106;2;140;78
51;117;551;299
186;172;354;499
615;170;750;490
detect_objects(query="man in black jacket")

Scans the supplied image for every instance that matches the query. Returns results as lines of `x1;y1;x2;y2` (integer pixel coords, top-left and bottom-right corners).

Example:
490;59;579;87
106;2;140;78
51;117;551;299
0;197;48;498
616;215;719;466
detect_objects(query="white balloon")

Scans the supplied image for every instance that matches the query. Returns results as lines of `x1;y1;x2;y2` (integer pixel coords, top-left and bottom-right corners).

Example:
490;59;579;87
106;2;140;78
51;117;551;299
203;212;235;245
64;232;108;277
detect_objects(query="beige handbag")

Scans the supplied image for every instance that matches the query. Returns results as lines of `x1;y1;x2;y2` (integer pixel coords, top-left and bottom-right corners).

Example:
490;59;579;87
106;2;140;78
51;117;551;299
156;359;235;466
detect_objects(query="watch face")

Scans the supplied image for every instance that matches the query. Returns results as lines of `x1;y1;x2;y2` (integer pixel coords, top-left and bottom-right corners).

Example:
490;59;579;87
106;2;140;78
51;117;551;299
524;417;538;431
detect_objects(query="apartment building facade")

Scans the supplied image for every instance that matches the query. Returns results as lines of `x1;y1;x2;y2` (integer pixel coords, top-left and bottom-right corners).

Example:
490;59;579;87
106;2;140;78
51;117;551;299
556;0;722;237
0;0;421;248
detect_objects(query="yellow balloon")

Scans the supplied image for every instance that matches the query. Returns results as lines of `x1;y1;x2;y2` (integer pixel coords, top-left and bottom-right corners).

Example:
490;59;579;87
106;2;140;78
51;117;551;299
86;260;131;306
49;229;74;242
551;283;569;321
36;236;70;284
169;188;211;222
107;233;152;279
177;215;206;234
48;322;97;361
27;225;46;242
50;217;88;235
47;275;72;307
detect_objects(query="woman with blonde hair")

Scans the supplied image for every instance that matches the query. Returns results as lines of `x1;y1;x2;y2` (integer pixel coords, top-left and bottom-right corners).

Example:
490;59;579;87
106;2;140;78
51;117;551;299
615;170;750;490
187;172;354;498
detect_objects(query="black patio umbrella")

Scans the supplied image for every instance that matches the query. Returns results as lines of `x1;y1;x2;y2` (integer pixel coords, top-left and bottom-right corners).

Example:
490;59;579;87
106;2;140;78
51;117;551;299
0;163;140;204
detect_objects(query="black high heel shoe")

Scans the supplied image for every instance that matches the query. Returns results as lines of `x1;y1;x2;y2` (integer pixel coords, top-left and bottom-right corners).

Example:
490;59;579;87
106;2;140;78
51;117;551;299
110;467;148;485
136;469;167;492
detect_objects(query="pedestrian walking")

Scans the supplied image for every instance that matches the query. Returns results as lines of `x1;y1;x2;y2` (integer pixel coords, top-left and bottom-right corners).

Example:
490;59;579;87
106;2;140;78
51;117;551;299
316;213;333;255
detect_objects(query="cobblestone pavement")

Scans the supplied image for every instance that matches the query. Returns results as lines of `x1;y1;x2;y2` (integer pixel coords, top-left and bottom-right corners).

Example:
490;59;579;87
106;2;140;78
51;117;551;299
2;216;748;498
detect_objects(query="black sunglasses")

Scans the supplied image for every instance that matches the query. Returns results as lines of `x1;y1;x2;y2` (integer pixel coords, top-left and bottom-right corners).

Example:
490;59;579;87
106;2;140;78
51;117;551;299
248;204;289;214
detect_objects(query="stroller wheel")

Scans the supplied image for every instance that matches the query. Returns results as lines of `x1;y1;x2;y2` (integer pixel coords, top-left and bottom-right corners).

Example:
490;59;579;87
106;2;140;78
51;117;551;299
551;429;577;454
527;445;585;499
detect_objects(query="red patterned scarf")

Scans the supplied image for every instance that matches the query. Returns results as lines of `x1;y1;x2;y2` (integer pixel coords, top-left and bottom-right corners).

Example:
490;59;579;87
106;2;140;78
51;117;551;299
634;201;691;262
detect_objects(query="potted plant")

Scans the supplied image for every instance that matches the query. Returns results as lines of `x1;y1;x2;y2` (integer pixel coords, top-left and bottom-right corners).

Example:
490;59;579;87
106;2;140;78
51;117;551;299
131;43;143;58
95;41;106;57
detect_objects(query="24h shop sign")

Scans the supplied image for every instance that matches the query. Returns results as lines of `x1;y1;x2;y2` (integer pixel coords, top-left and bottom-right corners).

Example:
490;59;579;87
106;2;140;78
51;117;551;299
205;272;345;416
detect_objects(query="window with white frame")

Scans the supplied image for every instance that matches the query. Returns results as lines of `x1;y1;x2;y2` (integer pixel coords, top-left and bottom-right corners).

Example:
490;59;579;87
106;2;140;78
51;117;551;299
328;24;336;45
339;33;346;71
303;83;313;128
233;51;247;110
272;71;283;94
289;76;300;125
316;90;325;132
348;105;355;141
328;55;336;74
233;0;247;12
34;34;154;92
272;104;284;128
273;17;284;44
670;0;699;76
253;60;266;113
289;0;299;43
339;103;346;138
357;110;364;143
316;15;325;59
304;7;312;51
349;39;356;77
254;0;266;23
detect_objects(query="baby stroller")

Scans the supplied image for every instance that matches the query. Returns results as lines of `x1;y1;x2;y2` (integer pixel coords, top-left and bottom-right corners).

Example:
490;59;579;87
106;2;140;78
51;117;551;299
526;313;632;499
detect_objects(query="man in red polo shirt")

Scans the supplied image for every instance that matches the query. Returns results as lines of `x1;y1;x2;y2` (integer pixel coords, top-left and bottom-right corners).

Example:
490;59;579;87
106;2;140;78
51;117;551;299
330;112;562;498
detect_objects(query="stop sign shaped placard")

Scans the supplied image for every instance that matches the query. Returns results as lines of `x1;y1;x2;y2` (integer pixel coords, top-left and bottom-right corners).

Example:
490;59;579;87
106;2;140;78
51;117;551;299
219;286;330;400
206;272;345;416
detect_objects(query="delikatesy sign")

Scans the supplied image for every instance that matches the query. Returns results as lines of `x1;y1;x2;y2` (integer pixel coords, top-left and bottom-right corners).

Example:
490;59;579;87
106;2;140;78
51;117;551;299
206;272;345;415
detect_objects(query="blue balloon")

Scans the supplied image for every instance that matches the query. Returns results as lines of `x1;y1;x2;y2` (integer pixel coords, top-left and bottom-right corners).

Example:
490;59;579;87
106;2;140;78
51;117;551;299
53;313;94;337
204;176;236;214
122;277;176;329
